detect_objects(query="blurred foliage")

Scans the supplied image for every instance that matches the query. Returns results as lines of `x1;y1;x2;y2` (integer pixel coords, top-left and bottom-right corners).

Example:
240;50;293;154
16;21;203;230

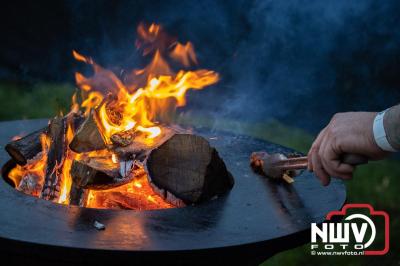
0;82;398;265
0;82;74;120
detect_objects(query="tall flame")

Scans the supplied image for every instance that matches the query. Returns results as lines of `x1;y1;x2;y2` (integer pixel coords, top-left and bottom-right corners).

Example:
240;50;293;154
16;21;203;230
73;22;219;143
57;123;75;204
9;22;219;209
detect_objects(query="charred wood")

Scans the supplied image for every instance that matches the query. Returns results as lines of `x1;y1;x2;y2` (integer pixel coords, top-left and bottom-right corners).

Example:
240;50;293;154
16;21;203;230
146;134;234;205
5;128;47;166
70;158;133;190
40;116;67;201
69;109;107;153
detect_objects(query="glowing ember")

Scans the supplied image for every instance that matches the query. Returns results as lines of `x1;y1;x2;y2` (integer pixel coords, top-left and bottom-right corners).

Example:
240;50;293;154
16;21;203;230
8;133;49;195
8;22;219;210
85;172;173;209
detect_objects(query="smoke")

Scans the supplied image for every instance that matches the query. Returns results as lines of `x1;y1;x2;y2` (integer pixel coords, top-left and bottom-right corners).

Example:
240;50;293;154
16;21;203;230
203;0;400;132
223;0;400;132
2;0;400;132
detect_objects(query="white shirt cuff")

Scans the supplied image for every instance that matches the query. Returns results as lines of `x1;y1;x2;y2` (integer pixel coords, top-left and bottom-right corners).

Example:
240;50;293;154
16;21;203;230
373;110;397;152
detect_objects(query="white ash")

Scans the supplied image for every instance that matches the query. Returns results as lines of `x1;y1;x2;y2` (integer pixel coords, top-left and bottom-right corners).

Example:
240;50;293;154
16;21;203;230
17;174;42;195
93;220;106;230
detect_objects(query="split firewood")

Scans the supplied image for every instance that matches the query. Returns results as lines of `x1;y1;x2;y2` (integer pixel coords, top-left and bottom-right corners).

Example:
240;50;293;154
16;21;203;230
146;134;234;205
69;184;88;206
113;125;188;159
70;157;133;190
41;116;68;201
69;109;107;153
70;111;86;131
39;113;85;201
5;127;47;166
5;112;84;166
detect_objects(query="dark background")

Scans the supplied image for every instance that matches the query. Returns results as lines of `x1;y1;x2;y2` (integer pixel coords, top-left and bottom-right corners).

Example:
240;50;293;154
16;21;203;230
1;0;400;132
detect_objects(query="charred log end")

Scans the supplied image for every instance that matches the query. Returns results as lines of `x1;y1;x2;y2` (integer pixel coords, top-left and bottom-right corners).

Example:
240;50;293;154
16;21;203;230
5;128;46;166
146;134;234;205
5;144;26;165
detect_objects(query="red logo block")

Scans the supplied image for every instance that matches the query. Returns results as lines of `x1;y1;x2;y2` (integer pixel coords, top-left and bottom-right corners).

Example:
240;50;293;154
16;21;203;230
326;203;389;255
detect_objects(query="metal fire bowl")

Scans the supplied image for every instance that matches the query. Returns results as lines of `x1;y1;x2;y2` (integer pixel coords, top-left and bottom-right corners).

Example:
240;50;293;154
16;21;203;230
0;119;345;266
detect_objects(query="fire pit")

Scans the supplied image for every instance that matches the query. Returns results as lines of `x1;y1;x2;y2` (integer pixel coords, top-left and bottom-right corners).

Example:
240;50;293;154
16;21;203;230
4;23;234;210
0;119;346;266
0;22;345;265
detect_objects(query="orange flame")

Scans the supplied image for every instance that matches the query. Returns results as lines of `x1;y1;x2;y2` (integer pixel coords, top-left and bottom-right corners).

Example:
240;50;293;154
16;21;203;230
8;133;50;194
74;23;219;145
170;42;198;67
57;123;75;205
9;22;218;210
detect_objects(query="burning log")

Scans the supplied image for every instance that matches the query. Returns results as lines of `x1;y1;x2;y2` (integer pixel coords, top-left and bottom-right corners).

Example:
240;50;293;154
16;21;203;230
5;128;47;166
41;116;67;201
69;185;88;206
70;157;132;190
40;113;85;201
5;112;84;166
69;126;184;191
17;174;42;196
69;109;107;153
113;125;187;158
146;134;234;205
110;129;138;147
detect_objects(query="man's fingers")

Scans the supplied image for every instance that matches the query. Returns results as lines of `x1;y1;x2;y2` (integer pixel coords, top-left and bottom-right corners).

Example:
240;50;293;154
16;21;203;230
311;150;331;186
308;151;314;172
320;138;355;179
310;127;328;152
308;127;328;171
319;138;354;179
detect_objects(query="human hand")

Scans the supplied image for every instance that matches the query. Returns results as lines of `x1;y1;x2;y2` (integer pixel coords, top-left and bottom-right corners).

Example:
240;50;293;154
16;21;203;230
308;112;388;186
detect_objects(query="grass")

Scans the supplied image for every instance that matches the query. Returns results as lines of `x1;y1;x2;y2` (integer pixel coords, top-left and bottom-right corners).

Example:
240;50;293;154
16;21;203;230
0;82;398;265
0;81;74;120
